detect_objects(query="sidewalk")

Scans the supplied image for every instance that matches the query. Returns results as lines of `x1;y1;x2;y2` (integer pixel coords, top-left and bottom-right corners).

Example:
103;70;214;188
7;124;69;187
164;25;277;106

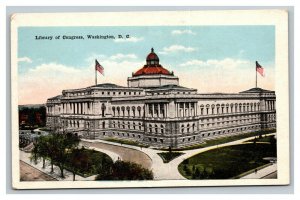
83;133;276;180
240;163;277;179
20;150;96;181
20;132;276;181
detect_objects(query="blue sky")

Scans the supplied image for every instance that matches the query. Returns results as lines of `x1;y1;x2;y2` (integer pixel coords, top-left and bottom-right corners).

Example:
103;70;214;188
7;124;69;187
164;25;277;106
18;26;275;104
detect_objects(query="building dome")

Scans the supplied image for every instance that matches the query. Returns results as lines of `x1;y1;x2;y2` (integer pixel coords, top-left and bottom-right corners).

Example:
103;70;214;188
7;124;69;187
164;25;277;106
133;48;173;76
146;48;159;63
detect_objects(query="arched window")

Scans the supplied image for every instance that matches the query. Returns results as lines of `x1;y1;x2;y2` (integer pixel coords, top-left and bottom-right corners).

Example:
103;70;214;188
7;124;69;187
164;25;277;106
216;104;220;114
155;124;158;133
126;106;130;116
161;125;164;134
181;124;184;133
149;124;152;133
112;107;115;116
132;106;136;117
121;106;125;116
211;105;215;115
206;104;210;115
102;121;105;129
117;107;120;116
101;103;106;117
187;124;190;133
137;106;141;117
200;104;204;115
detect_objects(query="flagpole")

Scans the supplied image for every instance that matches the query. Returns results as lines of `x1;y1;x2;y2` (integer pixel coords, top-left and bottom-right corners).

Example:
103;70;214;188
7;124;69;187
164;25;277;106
256;66;257;88
255;61;257;88
95;60;97;85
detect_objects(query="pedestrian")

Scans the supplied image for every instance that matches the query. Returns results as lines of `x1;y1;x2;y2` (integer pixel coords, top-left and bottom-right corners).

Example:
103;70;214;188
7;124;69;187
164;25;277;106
255;169;257;174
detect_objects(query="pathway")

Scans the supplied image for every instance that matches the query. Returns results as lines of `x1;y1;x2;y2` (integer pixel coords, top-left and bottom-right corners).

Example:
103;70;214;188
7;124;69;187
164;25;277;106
80;140;152;169
240;163;277;179
20;150;97;181
20;132;276;181
82;133;276;180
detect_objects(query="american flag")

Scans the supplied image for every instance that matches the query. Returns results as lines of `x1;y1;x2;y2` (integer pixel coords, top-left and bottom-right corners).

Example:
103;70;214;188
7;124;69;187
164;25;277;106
95;59;104;75
256;61;265;77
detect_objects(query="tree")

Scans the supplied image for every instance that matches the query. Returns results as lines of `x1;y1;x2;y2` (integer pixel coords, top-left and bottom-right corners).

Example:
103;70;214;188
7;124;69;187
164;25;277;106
66;148;84;181
30;132;80;178
52;133;79;178
194;167;201;179
30;140;39;165
37;136;49;168
30;136;48;167
95;161;153;180
253;137;257;145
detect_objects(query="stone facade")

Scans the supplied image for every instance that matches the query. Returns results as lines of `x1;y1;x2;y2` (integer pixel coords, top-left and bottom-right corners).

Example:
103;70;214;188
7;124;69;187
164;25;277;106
46;49;276;148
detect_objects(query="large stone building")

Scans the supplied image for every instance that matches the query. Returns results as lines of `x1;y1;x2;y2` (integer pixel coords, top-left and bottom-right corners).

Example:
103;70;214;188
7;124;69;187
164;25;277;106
46;48;276;148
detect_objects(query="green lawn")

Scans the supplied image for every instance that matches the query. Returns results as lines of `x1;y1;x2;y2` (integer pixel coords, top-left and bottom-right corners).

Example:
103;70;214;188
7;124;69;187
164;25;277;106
64;148;113;177
157;152;184;163
164;129;276;151
178;143;277;179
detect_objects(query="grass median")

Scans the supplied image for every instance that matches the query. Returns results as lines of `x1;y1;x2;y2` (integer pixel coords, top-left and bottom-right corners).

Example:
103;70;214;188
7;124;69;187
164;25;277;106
178;142;277;179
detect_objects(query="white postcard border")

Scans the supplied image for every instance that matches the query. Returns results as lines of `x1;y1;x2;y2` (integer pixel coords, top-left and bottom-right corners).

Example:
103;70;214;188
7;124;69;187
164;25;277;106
11;10;289;189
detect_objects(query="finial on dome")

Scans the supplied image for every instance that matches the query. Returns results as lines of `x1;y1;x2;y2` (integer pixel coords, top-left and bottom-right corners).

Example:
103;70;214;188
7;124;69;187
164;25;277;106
151;47;154;53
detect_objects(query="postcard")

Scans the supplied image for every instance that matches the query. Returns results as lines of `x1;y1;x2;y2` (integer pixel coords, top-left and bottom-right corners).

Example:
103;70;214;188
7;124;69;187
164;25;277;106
11;10;289;189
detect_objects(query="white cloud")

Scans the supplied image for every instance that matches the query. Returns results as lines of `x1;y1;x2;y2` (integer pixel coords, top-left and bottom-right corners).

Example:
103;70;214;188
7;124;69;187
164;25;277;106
114;36;143;43
159;45;197;54
18;60;144;104
109;53;137;60
18;57;32;63
180;58;250;70
176;58;274;93
171;30;196;35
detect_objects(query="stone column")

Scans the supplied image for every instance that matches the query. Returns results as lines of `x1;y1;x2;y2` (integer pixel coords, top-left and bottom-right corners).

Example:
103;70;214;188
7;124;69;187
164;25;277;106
74;103;76;114
145;104;148;117
152;104;154;118
82;102;84;114
183;103;186;117
158;103;161;118
168;100;176;118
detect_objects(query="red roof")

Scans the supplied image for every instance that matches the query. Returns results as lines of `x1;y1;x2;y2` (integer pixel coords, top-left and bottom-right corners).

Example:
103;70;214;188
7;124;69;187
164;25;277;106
146;52;159;61
133;65;172;76
133;48;173;76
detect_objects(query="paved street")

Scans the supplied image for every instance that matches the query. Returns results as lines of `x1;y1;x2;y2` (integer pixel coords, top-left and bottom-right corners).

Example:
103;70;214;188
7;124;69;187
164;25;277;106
20;133;276;181
20;160;57;181
80;140;152;169
82;133;276;180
